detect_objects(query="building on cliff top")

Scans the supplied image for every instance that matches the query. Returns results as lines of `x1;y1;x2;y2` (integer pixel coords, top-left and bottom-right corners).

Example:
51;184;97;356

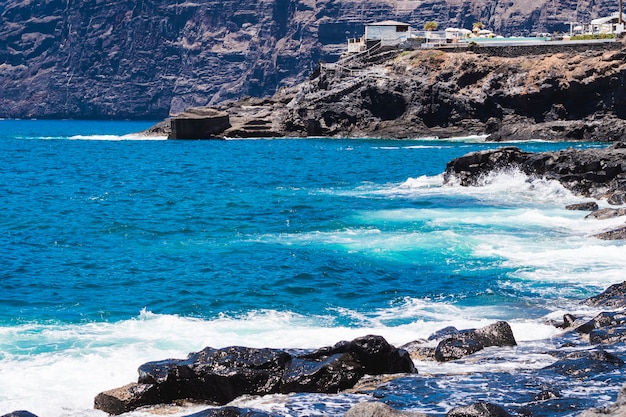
348;20;412;52
589;12;626;34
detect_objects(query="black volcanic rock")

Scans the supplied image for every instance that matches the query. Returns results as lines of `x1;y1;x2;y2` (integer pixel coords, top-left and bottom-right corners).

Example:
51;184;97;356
0;0;621;119
444;144;626;201
434;321;517;362
446;402;512;417
95;335;416;415
543;348;624;378
584;282;626;308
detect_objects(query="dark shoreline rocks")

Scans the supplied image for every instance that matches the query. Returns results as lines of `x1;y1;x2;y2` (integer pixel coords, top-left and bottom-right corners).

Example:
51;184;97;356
95;335;416;415
7;281;626;417
443;144;626;201
443;143;626;239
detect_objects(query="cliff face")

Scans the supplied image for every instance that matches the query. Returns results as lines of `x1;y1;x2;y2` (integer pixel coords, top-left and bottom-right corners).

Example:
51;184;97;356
266;42;626;141
0;0;619;119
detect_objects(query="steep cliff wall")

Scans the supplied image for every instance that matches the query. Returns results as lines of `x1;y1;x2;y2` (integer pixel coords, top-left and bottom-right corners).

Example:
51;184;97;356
0;0;619;118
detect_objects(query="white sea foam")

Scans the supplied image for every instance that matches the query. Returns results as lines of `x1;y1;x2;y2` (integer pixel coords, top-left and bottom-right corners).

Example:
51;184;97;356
67;134;167;141
0;303;567;417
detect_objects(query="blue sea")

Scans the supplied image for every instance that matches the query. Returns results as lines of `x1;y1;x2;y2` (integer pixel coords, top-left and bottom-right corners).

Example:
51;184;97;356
1;120;625;417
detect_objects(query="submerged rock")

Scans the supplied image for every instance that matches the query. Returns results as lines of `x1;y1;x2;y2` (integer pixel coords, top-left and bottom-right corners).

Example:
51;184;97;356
595;226;626;240
0;412;39;417
344;402;428;417
584;282;626;308
585;208;626;220
95;335;416;415
434;321;517;362
566;202;600;211
543;348;624;378
446;402;512;417
182;406;278;417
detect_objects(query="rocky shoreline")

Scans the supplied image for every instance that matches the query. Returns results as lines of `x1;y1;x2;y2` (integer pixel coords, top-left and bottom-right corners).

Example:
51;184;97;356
152;40;626;142
444;143;626;239
5;283;626;417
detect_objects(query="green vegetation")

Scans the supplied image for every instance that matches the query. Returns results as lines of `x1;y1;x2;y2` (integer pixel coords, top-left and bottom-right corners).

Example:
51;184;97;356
423;21;439;31
472;22;484;31
571;33;616;40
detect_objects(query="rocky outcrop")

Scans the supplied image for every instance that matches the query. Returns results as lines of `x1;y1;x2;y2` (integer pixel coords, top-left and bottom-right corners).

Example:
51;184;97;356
94;335;416;415
401;321;517;362
543;348;625;378
0;0;620;119
154;41;626;141
444;143;626;238
169;108;231;139
444;143;626;200
446;402;512;417
344;402;428;417
584;282;626;308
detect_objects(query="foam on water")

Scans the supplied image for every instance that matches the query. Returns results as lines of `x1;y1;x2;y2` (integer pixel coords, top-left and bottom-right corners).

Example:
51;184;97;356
0;302;568;417
1;129;623;416
67;134;167;141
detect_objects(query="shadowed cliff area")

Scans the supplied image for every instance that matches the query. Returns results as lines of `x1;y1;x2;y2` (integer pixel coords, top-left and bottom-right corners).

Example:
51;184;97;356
0;0;619;119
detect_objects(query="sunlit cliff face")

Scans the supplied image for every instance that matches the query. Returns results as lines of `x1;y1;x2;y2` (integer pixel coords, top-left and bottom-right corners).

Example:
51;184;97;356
0;0;617;119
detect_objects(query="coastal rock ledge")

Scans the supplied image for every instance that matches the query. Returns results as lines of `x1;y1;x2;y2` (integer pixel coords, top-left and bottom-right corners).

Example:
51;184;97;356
444;143;626;239
94;335;415;415
160;41;626;141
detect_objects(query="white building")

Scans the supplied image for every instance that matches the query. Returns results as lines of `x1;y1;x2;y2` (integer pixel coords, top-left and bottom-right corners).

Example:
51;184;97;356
589;12;626;34
364;20;412;46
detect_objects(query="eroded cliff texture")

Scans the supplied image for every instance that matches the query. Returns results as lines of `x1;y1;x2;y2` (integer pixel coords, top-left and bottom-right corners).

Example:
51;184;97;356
269;42;626;141
0;0;618;119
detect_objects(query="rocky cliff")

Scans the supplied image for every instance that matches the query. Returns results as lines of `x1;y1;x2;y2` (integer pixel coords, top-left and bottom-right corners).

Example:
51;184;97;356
0;0;620;119
168;40;626;141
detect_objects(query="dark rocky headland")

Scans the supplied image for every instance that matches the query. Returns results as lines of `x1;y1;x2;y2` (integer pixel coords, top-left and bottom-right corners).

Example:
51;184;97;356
156;40;626;141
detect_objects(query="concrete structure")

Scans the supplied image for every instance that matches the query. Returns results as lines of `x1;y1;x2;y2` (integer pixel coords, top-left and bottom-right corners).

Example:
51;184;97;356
169;108;231;139
364;20;412;46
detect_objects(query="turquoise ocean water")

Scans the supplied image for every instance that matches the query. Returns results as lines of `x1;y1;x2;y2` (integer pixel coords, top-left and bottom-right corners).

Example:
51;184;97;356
1;120;625;416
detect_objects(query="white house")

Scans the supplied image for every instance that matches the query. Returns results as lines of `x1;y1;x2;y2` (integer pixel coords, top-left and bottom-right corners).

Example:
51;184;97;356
364;20;412;46
589;12;626;34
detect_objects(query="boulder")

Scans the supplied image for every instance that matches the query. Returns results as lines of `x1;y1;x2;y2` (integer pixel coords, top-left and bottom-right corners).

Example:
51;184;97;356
576;311;626;334
443;147;530;187
95;335;416;415
589;326;626;345
182;406;278;417
344;402;429;417
542;348;624;378
0;412;39;417
279;352;363;394
435;334;483;362
584;282;626;308
434;321;517;362
93;383;161;415
585;208;626;220
595;226;626;241
446;402;512;417
566;202;599;211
